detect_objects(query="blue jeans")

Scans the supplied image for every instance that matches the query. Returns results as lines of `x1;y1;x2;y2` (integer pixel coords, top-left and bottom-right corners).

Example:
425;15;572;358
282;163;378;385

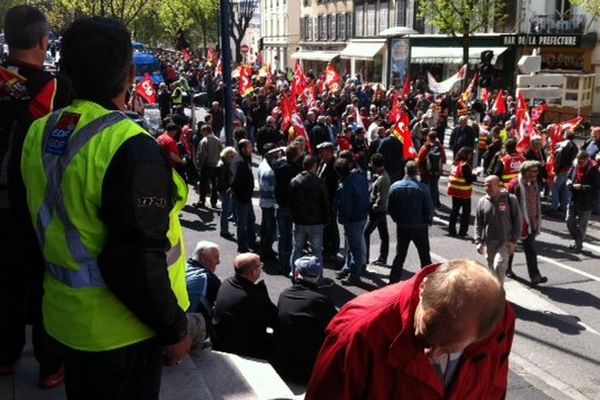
276;207;293;274
290;224;323;274
260;207;277;254
551;172;571;211
220;191;232;235
234;199;256;252
341;220;367;280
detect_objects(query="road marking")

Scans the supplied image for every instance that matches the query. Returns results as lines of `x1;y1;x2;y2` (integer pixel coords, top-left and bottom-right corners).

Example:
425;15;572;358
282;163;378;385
582;242;600;255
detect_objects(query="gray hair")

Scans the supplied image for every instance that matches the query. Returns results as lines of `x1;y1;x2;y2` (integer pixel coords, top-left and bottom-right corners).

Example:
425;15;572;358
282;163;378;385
520;160;541;173
193;241;219;261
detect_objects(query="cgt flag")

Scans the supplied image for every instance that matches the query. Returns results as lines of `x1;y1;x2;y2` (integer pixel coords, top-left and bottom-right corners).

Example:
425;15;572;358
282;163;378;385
238;65;253;96
493;90;506;115
325;63;341;92
291;60;308;100
291;112;312;153
136;73;157;104
392;112;416;160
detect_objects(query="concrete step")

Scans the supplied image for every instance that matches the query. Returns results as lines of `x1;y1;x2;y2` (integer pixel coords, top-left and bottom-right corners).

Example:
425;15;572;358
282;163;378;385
190;350;299;400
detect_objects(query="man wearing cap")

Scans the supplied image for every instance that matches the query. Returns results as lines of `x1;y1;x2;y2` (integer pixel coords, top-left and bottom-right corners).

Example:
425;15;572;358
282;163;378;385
256;116;283;155
273;256;337;384
212;253;278;359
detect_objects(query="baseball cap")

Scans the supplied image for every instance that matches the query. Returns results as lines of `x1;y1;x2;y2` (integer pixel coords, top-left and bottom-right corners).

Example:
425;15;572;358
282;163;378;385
294;256;322;280
317;141;334;151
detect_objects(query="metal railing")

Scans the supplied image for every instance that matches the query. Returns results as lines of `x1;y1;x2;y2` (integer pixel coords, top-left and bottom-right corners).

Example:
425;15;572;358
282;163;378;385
529;14;587;34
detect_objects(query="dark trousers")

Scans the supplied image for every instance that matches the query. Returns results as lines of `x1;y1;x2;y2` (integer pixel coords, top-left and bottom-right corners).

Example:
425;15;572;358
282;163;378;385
0;209;62;375
322;206;340;258
508;234;542;279
364;210;389;263
64;338;163;400
423;176;441;207
389;227;431;284
234;199;257;252
199;165;218;206
448;196;471;236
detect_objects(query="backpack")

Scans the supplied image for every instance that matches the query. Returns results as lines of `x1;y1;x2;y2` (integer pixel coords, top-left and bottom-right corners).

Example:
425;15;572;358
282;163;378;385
426;145;443;176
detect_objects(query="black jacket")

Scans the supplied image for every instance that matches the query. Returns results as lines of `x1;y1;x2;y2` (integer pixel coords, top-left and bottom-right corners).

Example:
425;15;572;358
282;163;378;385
272;283;337;383
309;123;330;151
555;139;579;173
449;125;477;154
568;161;600;211
273;157;302;208
212;274;278;359
289;171;329;225
216;158;233;193
318;158;339;206
256;125;283;154
230;153;254;203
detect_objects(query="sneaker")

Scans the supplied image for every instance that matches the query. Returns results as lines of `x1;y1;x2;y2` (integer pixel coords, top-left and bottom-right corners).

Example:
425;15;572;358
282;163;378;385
335;270;349;280
340;276;362;286
569;243;583;253
192;201;205;208
531;275;548;285
505;269;516;279
39;365;65;389
371;259;387;267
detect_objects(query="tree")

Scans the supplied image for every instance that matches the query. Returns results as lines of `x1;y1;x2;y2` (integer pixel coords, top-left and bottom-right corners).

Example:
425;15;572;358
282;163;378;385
229;0;258;63
52;0;153;28
418;0;507;74
571;0;600;31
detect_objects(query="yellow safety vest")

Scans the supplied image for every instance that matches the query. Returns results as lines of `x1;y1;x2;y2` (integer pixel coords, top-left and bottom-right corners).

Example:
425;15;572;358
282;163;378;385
21;99;189;351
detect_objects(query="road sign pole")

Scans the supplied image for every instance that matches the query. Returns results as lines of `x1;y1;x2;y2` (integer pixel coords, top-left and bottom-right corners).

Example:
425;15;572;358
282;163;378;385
220;0;234;146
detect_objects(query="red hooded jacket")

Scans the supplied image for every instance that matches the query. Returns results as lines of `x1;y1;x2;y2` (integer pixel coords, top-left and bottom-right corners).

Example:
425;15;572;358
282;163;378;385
306;265;515;400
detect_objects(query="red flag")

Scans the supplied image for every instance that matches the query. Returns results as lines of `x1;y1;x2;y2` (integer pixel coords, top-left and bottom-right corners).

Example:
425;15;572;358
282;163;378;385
325;63;341;92
291;113;312;153
546;116;583;183
493;90;506;115
560;116;583;132
392;112;416;160
388;91;402;124
281;92;296;133
305;81;318;108
530;103;548;123
182;49;192;62
401;75;411;99
516;93;528;126
461;73;477;102
480;88;490;107
135;73;157;104
291;60;308;100
516;110;534;154
207;47;218;65
238;65;253;96
355;106;365;129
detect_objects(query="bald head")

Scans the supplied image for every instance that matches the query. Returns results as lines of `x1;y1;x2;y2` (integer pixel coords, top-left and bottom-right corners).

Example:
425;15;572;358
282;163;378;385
484;175;501;198
234;253;262;282
415;259;505;356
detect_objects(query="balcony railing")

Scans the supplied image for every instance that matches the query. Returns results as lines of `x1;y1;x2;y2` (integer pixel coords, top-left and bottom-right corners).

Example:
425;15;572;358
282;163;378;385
529;14;587;34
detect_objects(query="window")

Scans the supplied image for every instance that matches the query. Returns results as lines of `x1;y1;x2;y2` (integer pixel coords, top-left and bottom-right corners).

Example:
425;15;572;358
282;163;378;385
367;3;376;36
318;15;326;40
300;17;305;40
331;14;337;40
308;17;313;41
347;12;353;39
355;6;364;37
396;0;406;26
338;14;346;40
380;2;389;33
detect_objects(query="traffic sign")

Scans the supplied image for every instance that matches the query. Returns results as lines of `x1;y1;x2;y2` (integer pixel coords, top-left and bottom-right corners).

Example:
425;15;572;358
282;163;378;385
516;87;563;99
517;74;566;87
517;55;542;74
241;44;249;53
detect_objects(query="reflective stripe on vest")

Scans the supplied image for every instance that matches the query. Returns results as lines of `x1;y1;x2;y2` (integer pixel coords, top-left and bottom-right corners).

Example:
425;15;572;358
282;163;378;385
448;162;473;198
38;111;127;288
501;155;523;184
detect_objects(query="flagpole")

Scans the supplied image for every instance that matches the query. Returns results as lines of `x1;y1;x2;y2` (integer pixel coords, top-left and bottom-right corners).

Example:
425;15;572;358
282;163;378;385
220;0;234;146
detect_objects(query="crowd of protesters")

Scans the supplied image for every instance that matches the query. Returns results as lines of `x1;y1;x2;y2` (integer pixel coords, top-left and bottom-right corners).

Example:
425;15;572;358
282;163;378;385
0;5;598;396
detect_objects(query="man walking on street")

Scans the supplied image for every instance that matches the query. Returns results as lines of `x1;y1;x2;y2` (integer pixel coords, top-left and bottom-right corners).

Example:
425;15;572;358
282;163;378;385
231;139;257;253
194;125;223;208
317;142;340;260
552;129;579;213
289;155;329;273
387;161;434;283
364;153;390;266
506;161;548;285
565;151;600;253
475;176;522;283
20;17;192;399
257;144;280;261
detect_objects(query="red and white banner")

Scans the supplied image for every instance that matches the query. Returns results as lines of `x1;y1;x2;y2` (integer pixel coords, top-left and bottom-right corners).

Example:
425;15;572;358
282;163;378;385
135;73;157;104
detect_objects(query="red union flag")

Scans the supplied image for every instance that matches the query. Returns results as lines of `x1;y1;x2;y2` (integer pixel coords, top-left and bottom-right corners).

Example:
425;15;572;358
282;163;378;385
291;60;308;100
401;75;411;99
238;66;253;96
135;73;157;104
324;63;341;91
530;103;548;123
392;112;416;160
291;113;312;153
493;90;506;115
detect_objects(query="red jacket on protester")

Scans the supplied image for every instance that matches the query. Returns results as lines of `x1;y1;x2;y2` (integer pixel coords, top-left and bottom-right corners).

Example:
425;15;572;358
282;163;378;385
306;265;516;400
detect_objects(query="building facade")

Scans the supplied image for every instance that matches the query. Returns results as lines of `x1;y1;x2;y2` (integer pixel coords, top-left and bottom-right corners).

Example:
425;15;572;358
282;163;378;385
261;0;300;72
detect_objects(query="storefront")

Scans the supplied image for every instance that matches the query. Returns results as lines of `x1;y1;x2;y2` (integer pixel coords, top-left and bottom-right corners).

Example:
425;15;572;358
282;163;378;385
501;32;597;120
339;38;387;83
290;50;349;78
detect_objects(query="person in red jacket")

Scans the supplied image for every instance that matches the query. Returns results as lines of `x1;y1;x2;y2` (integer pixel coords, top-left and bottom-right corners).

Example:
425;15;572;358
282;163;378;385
306;259;515;400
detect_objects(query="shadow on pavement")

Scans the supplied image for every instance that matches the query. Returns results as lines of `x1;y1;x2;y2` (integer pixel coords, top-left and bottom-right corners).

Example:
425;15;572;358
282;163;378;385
538;286;600;310
536;240;581;262
511;303;585;335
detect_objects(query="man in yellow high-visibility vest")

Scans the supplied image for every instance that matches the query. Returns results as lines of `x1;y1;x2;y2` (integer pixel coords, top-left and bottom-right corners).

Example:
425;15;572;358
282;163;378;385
20;17;192;399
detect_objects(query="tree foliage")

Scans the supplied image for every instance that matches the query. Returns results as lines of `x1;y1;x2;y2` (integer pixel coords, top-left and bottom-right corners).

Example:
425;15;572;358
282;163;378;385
418;0;507;67
571;0;600;30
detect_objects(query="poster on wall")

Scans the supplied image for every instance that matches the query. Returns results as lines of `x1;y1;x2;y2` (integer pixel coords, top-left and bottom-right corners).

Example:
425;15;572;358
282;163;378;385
390;38;410;86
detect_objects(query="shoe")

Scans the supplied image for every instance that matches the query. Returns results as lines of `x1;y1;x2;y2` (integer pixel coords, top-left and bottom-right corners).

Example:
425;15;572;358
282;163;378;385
371;259;387;267
505;269;516;279
458;232;468;238
335;270;349;279
220;232;234;240
210;203;218;208
448;231;457;237
340;277;362;286
39;366;65;389
569;243;583;253
192;202;205;208
531;275;548;285
0;365;16;375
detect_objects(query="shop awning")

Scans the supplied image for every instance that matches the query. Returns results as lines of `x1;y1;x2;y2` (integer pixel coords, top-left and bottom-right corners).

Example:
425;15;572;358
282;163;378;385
340;39;386;61
290;51;340;62
410;46;508;64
